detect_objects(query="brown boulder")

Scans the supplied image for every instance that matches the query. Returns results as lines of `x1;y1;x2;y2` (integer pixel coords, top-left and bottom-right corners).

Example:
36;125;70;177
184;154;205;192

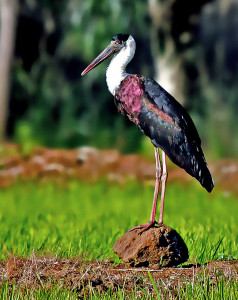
113;225;188;268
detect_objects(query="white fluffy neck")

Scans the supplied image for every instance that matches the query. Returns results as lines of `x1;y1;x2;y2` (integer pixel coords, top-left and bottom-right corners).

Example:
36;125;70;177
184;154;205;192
106;35;136;96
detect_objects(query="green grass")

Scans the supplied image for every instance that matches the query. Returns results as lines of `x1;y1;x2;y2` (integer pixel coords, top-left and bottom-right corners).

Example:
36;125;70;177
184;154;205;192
0;180;237;298
0;180;237;262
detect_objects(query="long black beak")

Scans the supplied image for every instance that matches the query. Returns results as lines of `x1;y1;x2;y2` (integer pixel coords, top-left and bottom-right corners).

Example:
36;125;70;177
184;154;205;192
81;43;115;76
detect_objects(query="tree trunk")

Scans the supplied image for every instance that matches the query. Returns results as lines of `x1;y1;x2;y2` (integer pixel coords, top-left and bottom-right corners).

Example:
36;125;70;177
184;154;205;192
0;0;18;141
148;0;185;104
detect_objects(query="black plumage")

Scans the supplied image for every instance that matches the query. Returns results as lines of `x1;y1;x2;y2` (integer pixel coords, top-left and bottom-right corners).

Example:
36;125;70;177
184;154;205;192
142;78;213;192
81;33;214;230
115;75;214;193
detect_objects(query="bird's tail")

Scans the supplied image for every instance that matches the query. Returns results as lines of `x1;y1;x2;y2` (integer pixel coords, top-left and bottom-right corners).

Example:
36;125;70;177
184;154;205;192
187;146;214;193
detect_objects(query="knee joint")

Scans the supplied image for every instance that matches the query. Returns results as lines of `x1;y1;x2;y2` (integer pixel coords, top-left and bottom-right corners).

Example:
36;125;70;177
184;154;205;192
161;171;168;181
156;168;162;179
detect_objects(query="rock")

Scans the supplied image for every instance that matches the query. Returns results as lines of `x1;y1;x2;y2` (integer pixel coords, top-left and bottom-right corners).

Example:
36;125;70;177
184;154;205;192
113;225;189;268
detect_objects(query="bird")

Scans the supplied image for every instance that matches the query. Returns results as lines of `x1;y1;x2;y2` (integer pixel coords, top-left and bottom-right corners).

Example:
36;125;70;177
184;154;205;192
81;33;214;232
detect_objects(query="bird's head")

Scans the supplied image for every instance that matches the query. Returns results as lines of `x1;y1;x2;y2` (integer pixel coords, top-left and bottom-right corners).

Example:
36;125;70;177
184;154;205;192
81;33;131;76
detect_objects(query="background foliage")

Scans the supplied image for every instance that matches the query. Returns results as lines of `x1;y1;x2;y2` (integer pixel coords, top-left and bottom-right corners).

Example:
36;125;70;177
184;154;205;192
5;0;238;157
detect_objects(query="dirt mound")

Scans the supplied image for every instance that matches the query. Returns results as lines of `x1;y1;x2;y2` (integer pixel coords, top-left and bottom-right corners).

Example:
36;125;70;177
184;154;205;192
113;225;188;267
0;256;237;297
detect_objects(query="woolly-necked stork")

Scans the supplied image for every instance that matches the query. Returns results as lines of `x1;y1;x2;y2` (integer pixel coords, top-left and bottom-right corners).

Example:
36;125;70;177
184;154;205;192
81;33;214;231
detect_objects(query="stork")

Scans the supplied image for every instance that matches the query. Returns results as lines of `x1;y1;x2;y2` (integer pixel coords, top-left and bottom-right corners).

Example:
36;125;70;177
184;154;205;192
81;33;214;232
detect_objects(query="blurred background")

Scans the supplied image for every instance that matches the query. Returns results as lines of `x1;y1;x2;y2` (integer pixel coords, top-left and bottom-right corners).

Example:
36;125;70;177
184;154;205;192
0;0;238;158
0;1;238;277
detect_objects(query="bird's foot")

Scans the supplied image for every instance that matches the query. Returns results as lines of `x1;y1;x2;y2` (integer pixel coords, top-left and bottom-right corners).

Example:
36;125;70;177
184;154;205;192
128;221;162;234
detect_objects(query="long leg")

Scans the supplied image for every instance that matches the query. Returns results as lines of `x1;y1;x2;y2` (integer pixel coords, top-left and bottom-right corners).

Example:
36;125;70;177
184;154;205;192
137;147;162;232
128;147;162;232
158;150;167;225
150;147;162;222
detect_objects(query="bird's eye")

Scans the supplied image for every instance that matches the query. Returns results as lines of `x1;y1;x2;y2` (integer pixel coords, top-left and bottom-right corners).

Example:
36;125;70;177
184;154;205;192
117;40;122;44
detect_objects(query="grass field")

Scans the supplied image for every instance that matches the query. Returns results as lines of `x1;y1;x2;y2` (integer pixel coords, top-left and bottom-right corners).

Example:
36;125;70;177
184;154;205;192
0;180;237;298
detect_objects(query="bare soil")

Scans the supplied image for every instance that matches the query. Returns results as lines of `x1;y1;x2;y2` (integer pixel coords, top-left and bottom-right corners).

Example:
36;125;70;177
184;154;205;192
1;143;238;196
0;144;238;296
0;256;237;297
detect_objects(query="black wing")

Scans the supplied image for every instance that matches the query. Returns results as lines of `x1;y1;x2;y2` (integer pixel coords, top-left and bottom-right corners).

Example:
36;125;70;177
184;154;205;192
143;77;201;145
138;77;214;192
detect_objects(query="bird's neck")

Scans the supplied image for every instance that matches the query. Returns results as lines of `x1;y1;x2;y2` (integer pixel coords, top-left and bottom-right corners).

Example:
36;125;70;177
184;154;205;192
106;55;128;96
106;35;136;96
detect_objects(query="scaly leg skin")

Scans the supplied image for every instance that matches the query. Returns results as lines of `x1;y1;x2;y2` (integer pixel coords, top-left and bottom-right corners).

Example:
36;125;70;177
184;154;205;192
128;147;162;233
158;150;167;225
